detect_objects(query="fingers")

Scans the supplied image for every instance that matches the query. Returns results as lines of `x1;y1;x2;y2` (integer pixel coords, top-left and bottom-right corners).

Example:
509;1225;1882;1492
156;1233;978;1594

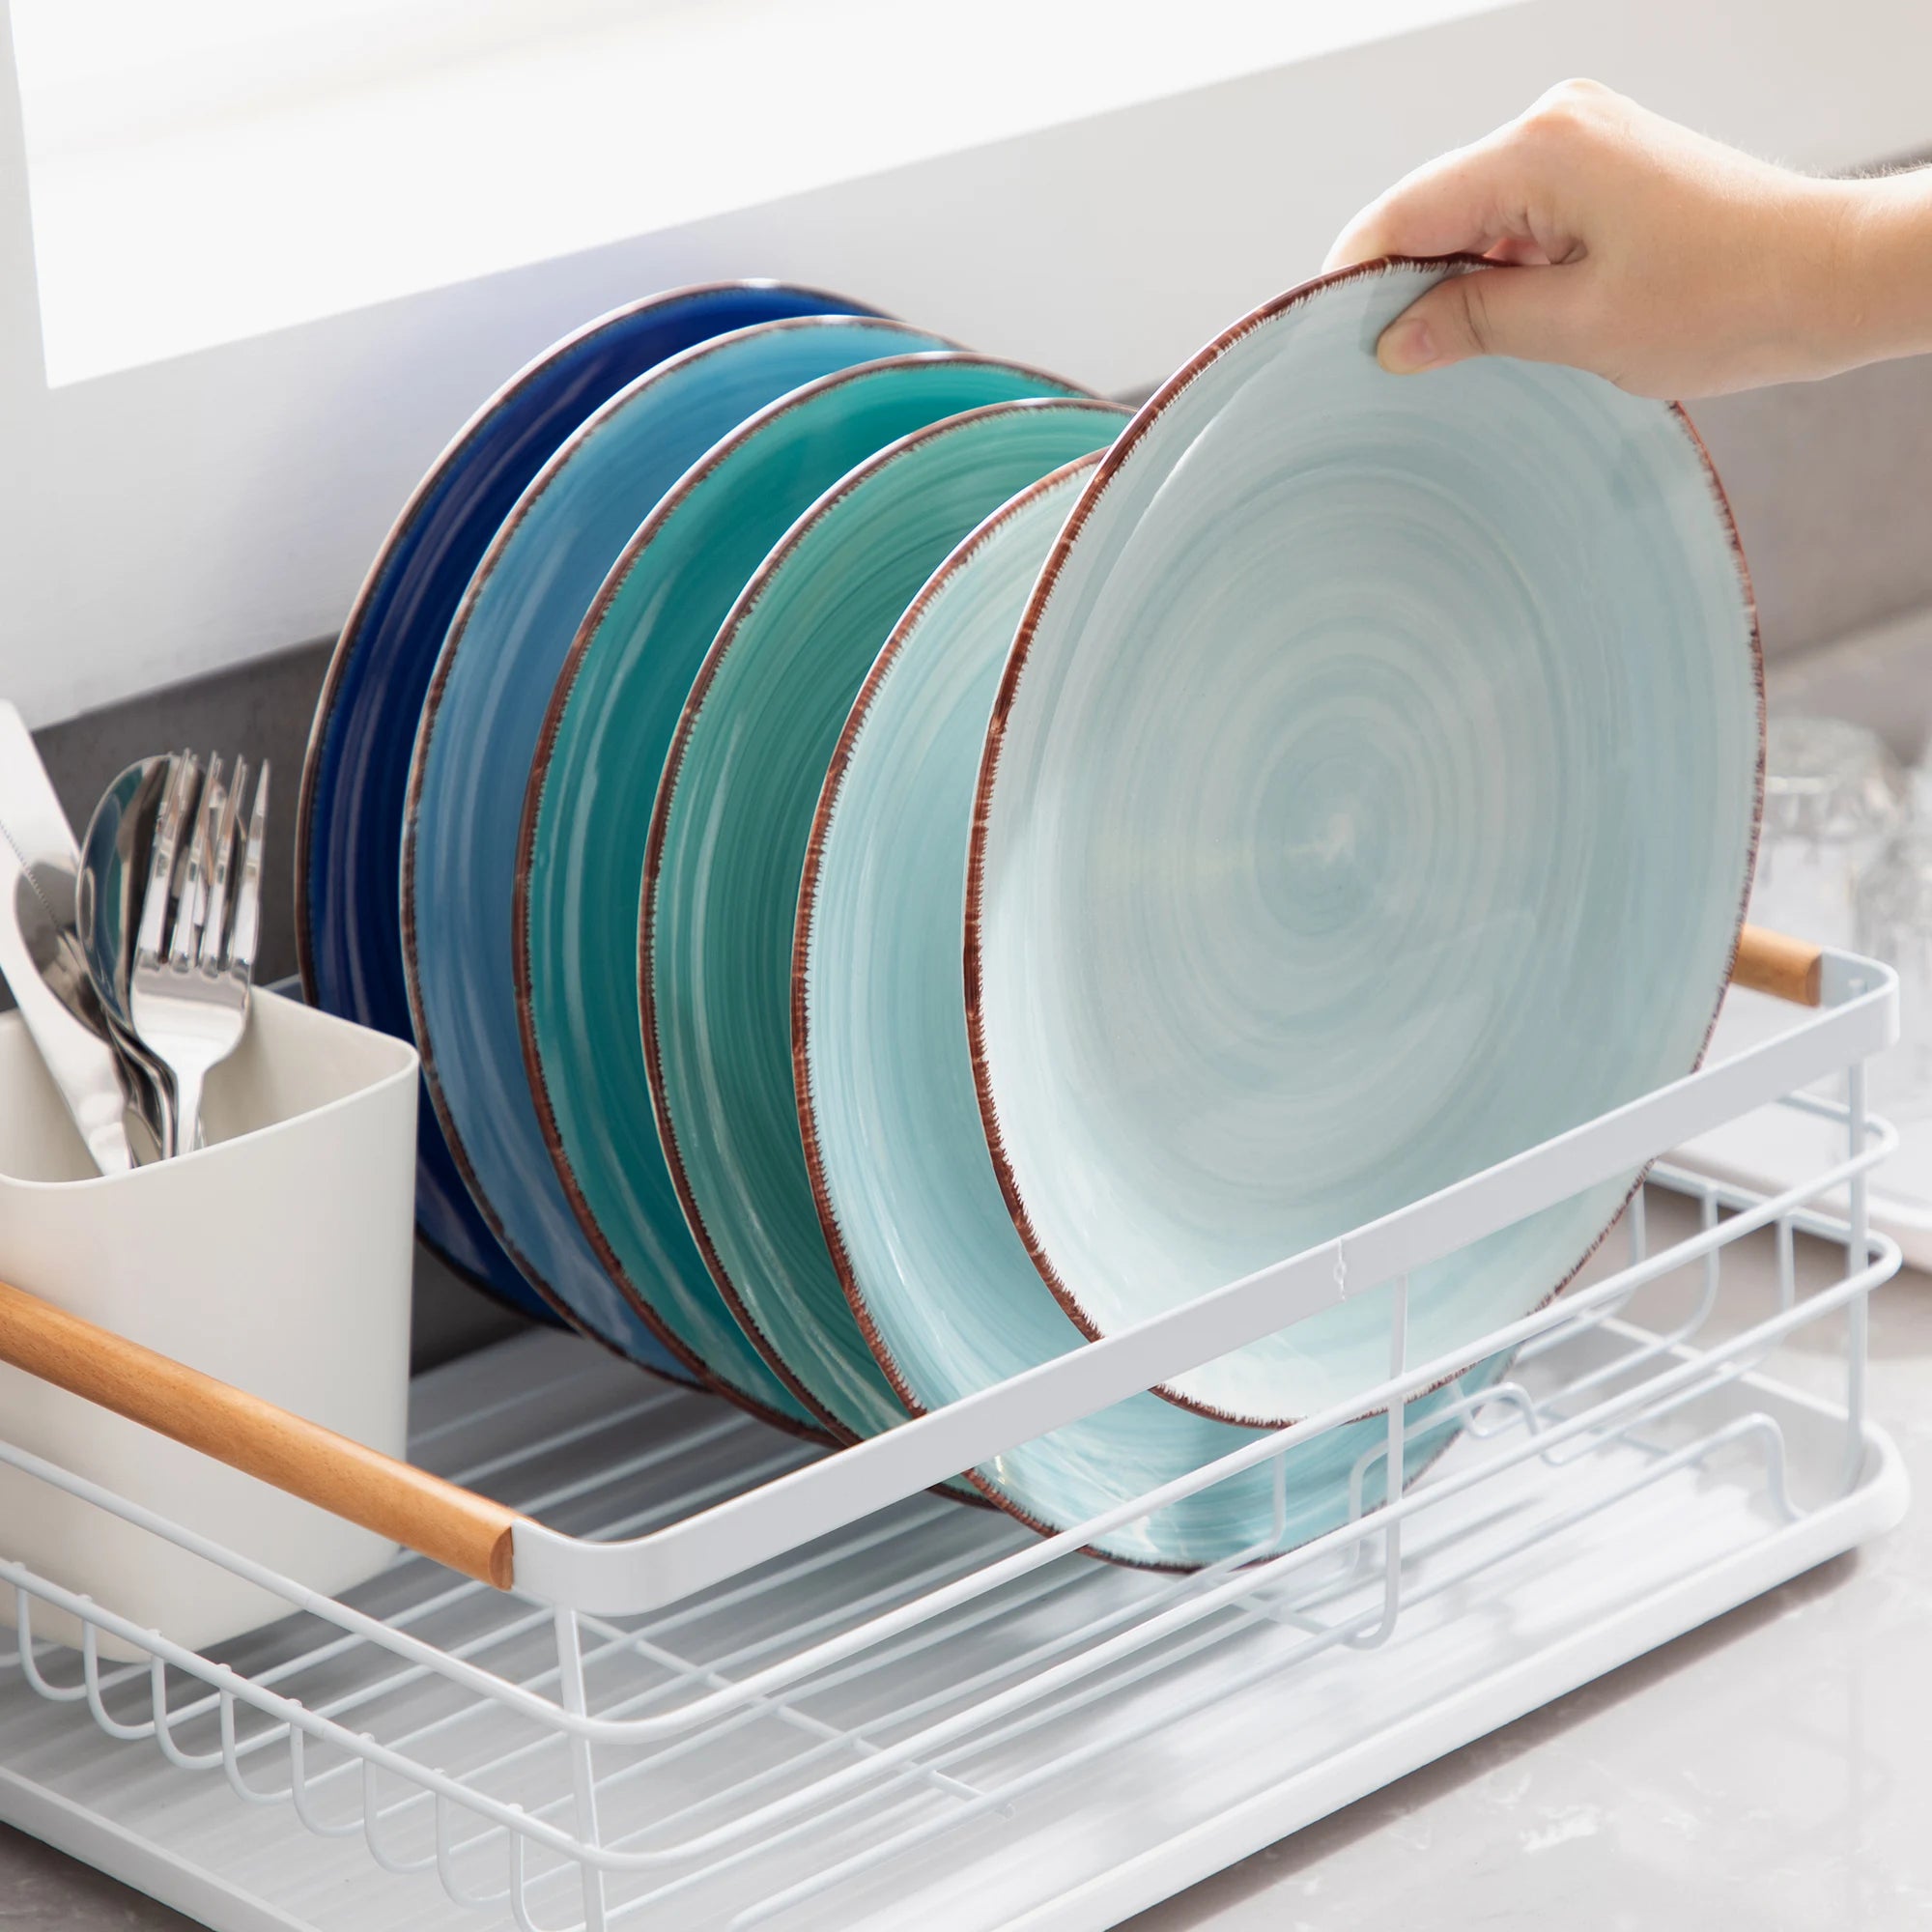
1325;80;1618;274
1323;137;1526;272
1316;79;1862;395
1373;263;1593;376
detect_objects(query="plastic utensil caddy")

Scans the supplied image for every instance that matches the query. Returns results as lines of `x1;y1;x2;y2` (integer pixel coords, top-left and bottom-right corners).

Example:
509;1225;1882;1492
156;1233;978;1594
0;926;1911;1932
0;989;416;1654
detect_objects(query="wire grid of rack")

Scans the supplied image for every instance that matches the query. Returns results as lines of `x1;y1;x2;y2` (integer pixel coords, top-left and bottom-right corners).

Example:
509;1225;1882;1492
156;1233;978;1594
0;944;1912;1931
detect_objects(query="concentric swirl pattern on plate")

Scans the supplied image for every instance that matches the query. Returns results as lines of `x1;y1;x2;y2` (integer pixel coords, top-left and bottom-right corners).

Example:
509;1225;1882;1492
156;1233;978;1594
968;260;1763;1430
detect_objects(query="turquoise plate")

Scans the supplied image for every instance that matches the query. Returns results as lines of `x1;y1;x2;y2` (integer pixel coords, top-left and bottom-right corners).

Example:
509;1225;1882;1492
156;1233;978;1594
643;396;1120;1437
968;260;1763;1430
797;458;1503;1566
404;317;946;1394
522;356;1089;1426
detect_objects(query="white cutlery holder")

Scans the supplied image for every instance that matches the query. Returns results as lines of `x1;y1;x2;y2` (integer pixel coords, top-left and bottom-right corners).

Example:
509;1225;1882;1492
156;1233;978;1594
0;989;416;1653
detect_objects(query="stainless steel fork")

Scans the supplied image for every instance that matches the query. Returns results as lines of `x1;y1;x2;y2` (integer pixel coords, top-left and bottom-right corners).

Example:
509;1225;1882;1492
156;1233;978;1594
128;751;269;1157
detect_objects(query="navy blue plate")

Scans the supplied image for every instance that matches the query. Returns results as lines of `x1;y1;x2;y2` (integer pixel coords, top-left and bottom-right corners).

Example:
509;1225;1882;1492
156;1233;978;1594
296;281;882;1321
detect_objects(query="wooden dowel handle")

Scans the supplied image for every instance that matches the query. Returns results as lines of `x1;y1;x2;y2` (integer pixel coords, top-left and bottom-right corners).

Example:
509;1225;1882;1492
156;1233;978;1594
0;1279;523;1589
1731;924;1825;1007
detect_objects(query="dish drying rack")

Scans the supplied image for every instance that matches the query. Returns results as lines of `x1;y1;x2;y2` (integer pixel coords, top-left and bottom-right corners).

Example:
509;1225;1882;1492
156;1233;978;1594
0;930;1909;1932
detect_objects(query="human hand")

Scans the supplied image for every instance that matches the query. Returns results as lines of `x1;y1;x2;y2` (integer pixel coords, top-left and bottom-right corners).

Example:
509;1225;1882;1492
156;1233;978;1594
1324;80;1931;398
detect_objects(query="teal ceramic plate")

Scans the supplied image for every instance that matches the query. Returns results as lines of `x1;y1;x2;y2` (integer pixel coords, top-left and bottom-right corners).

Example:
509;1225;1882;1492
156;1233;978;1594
969;259;1763;1430
522;357;1090;1426
797;458;1503;1565
642;396;1122;1438
405;317;946;1396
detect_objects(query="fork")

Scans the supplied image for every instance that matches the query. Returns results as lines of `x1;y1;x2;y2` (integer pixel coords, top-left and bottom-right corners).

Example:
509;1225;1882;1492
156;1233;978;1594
128;751;269;1157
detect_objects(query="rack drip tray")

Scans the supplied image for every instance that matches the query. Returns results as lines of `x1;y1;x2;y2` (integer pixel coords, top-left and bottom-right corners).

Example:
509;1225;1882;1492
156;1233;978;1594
0;1298;1907;1932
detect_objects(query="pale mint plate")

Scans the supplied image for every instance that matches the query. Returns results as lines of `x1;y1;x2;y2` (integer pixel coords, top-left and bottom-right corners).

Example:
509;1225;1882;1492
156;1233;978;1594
969;260;1763;1430
523;357;1091;1430
404;316;944;1402
798;458;1502;1564
644;396;1122;1438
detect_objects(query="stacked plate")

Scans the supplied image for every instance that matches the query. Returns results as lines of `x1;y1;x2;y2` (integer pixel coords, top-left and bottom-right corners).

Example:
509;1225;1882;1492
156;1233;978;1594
299;264;1764;1567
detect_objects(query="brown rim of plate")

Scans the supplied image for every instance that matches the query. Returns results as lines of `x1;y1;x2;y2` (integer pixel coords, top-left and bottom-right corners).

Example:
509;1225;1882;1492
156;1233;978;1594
505;349;1037;1444
295;277;886;1009
636;387;1114;1442
787;450;1150;1550
400;318;937;1431
960;252;1767;1435
500;318;962;1434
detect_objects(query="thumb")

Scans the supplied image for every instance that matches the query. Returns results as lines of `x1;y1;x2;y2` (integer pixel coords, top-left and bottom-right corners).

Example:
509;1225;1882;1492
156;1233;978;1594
1376;262;1581;374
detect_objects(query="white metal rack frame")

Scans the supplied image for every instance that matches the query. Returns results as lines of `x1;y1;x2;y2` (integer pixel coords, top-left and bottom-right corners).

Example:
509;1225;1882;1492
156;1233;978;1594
0;939;1910;1931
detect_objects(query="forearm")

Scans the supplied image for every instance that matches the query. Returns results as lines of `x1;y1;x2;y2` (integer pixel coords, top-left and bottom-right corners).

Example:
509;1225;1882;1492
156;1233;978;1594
1826;168;1932;371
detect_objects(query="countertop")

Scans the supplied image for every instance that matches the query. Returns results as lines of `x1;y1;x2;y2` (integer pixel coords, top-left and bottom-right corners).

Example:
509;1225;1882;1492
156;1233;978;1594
2;1198;1927;1930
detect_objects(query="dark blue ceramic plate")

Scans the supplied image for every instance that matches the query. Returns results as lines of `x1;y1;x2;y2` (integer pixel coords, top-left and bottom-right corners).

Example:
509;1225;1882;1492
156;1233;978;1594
296;280;882;1320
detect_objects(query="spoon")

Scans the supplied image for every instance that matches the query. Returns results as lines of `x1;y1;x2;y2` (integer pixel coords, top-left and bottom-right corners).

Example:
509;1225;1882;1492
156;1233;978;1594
77;756;178;1155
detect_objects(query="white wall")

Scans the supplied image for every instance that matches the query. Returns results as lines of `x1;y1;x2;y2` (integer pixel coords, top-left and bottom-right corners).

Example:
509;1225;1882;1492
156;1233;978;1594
2;0;1930;727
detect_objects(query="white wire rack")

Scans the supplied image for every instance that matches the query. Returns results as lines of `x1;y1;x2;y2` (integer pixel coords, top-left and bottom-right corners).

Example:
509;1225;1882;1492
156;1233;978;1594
0;943;1910;1931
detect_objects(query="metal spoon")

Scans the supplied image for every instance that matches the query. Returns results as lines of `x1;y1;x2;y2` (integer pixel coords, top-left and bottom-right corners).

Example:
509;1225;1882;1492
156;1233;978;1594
77;756;179;1156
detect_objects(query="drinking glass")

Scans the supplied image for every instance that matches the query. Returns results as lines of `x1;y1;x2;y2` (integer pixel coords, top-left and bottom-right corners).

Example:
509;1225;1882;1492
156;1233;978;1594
1748;716;1905;950
1855;766;1932;1121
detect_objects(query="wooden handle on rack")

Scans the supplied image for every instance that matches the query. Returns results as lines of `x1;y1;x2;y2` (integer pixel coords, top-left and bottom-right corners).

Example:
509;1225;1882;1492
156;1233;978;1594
1731;924;1825;1007
0;1278;524;1589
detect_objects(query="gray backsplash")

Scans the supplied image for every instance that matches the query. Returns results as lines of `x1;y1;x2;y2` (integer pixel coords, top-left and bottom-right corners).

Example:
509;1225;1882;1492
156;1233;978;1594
17;342;1932;1369
1766;599;1932;763
1690;354;1932;662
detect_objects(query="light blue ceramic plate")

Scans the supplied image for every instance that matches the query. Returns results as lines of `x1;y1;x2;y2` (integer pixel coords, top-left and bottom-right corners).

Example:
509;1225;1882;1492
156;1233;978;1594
798;458;1503;1565
403;316;947;1396
644;396;1118;1438
523;355;1090;1429
968;259;1763;1430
